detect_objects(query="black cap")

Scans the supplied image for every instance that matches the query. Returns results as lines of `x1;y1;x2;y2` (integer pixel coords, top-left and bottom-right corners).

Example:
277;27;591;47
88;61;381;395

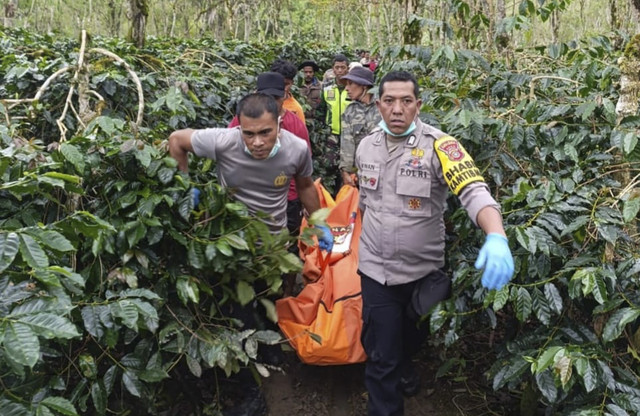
342;66;374;86
256;72;285;97
298;60;320;72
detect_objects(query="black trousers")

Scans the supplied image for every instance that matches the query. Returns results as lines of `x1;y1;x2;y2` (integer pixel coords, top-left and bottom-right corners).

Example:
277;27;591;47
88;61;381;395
286;198;303;256
359;272;430;416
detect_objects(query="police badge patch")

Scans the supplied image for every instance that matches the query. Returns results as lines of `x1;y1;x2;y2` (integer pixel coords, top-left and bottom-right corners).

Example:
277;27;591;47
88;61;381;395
408;198;421;210
437;139;465;161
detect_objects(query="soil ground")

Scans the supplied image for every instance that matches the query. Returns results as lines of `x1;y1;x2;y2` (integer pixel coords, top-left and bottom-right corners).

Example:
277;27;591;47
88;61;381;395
260;346;510;416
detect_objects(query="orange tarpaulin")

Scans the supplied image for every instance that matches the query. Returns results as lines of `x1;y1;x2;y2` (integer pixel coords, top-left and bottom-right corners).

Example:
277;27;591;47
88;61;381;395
276;182;366;365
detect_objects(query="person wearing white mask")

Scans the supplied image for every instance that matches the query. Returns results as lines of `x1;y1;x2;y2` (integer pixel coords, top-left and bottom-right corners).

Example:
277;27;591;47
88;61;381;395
168;92;331;250
355;71;514;416
339;66;381;187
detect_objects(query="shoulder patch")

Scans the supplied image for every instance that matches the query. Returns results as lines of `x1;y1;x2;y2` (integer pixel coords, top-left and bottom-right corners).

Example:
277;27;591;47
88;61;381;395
434;135;484;195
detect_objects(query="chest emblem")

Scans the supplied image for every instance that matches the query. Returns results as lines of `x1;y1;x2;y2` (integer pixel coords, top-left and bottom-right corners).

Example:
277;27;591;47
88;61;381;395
411;148;425;157
437;139;465;161
274;172;288;187
405;156;424;169
408;198;421;210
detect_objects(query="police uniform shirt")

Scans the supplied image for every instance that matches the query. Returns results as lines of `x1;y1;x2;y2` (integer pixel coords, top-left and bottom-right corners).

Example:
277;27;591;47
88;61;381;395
191;127;313;232
355;119;500;285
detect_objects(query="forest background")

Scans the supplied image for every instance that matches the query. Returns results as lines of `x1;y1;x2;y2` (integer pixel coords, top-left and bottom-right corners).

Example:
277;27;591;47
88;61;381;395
4;1;640;416
2;0;640;50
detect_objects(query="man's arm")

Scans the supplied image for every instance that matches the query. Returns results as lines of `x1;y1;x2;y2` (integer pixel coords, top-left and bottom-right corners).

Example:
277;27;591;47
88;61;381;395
168;129;195;172
295;175;320;215
476;206;506;237
339;112;357;186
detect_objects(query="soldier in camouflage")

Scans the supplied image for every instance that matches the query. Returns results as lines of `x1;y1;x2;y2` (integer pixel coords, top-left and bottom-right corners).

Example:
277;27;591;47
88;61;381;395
339;66;381;187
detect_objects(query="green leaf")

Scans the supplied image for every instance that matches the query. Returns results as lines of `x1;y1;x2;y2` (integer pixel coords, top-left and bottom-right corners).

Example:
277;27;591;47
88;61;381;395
623;131;638;155
259;298;277;324
110;300;139;330
623;196;640;223
176;276;199;305
544;283;563;315
535;370;558;403
81;306;105;339
0;232;20;273
602;307;640;342
251;329;281;345
104;365;118;395
187;240;204;269
90;381;107;415
138;368;169;383
236;281;255;306
42;171;81;184
60;143;86;173
29;230;75;252
215;240;233;257
514;287;532;322
186;354;202;378
574;357;597;393
3;322;40;367
532;289;551;325
245;337;258;359
0;399;30;416
597;224;618;244
131;299;159;333
40;397;78;416
19;233;49;268
606;404;630;416
492;286;509;311
18;313;80;339
224;234;249;251
536;346;562;373
122;370;142;397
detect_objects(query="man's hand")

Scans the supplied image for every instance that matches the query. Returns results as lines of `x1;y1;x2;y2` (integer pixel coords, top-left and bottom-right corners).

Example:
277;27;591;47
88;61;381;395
316;225;334;252
341;170;357;187
475;233;514;290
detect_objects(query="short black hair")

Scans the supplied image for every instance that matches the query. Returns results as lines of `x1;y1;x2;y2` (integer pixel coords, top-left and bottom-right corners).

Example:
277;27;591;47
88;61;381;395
333;54;348;64
270;59;297;81
236;93;279;122
378;71;420;99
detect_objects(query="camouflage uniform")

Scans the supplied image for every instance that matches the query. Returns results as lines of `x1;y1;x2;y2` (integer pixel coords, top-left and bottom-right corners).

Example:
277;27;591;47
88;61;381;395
339;100;381;173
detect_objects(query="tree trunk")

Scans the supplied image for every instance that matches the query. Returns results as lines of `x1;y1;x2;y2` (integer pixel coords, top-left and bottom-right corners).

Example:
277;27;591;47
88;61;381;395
402;0;422;45
128;0;148;48
551;9;559;43
616;35;640;120
610;0;619;31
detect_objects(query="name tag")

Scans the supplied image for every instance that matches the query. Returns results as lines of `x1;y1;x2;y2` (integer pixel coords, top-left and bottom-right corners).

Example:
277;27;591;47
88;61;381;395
359;162;380;190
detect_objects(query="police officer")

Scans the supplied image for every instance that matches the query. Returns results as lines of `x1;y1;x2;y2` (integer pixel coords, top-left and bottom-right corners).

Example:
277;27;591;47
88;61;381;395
355;71;514;416
339;65;380;187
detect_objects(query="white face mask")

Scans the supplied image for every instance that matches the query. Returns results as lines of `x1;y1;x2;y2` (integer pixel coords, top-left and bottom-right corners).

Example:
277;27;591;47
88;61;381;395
244;115;281;158
378;120;417;137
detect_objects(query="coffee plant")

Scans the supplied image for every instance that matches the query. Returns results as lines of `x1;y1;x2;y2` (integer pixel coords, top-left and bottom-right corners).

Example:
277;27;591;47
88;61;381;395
2;26;640;415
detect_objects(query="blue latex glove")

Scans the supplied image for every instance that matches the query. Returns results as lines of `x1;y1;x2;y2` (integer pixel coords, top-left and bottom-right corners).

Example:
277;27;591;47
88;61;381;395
316;225;334;252
191;188;201;208
475;233;514;290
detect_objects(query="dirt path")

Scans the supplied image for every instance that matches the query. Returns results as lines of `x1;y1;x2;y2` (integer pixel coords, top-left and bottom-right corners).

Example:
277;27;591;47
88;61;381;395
261;350;490;416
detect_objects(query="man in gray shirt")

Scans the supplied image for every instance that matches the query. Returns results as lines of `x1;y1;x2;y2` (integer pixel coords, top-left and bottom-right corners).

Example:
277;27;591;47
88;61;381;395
168;93;332;249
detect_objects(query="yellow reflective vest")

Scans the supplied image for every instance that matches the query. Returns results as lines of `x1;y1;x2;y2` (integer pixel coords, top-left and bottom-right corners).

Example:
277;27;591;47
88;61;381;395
323;84;350;135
